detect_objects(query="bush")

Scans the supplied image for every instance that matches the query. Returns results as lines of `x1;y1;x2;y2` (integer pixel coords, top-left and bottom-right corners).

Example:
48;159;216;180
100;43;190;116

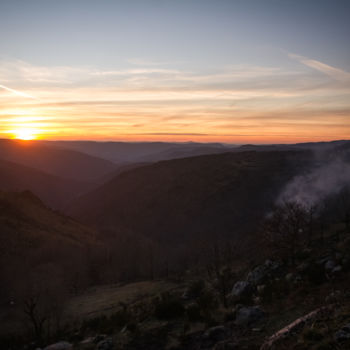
302;327;324;342
187;279;206;299
154;292;184;320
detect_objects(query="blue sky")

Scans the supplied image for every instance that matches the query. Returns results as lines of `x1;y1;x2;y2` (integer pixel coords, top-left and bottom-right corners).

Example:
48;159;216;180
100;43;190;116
0;0;349;142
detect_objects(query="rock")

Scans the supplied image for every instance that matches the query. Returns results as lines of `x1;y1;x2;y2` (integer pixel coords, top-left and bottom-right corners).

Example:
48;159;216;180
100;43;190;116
80;337;94;345
44;342;72;350
253;296;261;304
296;262;309;273
294;274;302;283
264;260;280;271
325;260;336;271
247;265;269;285
234;306;265;326
93;335;107;344
332;265;342;274
203;325;231;343
96;338;114;350
335;323;350;342
231;281;252;298
213;341;237;350
285;273;294;282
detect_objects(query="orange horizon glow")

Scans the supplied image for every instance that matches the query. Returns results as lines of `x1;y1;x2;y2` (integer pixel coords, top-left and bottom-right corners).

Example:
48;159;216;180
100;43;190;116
11;129;40;141
0;59;349;144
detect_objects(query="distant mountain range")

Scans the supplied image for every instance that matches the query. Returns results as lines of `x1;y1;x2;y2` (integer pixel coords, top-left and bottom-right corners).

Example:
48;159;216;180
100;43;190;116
0;139;117;183
68;150;312;245
0;158;93;209
41;140;231;163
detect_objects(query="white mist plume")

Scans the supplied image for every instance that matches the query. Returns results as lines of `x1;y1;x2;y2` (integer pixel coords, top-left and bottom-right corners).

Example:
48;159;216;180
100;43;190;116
278;155;350;208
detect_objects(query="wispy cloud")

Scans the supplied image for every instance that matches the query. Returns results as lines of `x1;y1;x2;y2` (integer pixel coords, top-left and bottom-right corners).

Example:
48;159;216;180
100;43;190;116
289;53;350;82
0;83;37;99
0;57;349;143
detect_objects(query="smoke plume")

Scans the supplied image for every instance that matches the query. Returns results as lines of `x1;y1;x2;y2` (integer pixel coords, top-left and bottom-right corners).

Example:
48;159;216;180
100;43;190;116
278;154;350;208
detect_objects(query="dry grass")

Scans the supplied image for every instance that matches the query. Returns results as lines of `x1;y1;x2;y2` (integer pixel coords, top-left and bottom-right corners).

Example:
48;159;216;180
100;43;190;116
65;280;180;320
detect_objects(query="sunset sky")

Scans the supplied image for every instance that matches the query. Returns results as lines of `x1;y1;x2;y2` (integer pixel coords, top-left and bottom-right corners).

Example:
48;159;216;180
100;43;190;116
0;0;349;143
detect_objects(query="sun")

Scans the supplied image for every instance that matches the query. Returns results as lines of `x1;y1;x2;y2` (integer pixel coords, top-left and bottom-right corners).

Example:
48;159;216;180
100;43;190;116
13;129;38;140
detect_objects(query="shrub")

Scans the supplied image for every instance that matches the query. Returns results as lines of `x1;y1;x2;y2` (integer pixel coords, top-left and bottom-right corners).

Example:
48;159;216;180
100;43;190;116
187;279;206;299
154;292;184;320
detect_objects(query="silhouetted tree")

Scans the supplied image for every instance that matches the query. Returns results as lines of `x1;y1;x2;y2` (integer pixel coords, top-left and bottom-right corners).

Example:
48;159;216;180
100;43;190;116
262;201;312;265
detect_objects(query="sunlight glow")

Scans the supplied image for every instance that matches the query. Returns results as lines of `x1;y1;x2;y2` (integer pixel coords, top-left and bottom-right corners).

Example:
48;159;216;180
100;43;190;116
12;129;39;140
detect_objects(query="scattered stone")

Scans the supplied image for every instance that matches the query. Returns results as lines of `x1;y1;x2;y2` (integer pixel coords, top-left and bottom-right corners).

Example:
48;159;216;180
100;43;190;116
325;260;336;271
317;256;332;265
93;335;106;344
234;306;265;326
43;342;72;350
296;262;309;273
80;337;94;345
203;325;231;343
285;273;294;282
294;274;302;283
247;265;269;285
231;281;252;298
213;341;237;350
264;260;280;271
334;323;350;342
332;265;342;274
96;337;114;350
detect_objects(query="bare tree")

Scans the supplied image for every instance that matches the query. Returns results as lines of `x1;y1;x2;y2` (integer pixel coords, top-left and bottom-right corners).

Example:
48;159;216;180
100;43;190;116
262;201;312;265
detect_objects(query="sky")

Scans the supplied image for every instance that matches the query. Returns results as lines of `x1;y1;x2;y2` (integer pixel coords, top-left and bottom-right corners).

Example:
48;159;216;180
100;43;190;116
0;0;349;143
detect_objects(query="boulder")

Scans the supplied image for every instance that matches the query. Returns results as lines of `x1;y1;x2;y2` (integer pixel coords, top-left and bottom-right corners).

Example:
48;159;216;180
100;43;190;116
203;325;231;343
264;260;280;271
44;342;72;350
325;260;336;271
231;281;252;298
96;338;114;350
335;323;350;342
234;306;265;326
332;265;342;274
247;265;269;285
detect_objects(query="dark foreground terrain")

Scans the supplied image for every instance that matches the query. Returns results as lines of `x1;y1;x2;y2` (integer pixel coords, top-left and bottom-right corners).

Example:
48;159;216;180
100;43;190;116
0;139;349;350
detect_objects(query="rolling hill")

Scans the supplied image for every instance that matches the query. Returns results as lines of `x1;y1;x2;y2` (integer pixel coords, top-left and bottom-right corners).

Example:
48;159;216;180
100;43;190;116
42;140;231;163
0;158;93;209
69;150;311;244
0;139;118;183
0;190;96;256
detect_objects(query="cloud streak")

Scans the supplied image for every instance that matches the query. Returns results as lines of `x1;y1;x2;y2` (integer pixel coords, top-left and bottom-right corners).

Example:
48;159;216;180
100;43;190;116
0;83;37;99
0;57;349;142
289;53;350;82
